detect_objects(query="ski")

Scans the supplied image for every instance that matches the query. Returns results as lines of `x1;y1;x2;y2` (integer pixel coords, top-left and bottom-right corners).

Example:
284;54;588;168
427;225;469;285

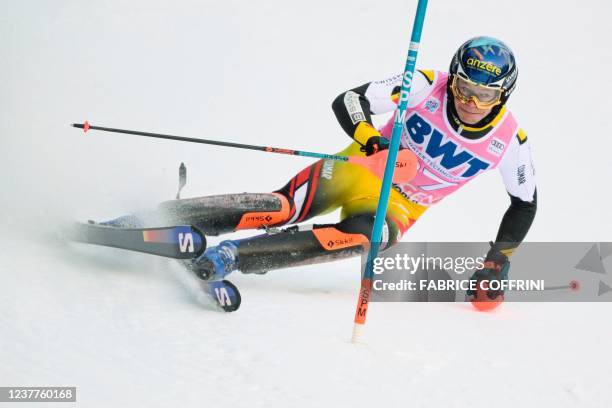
202;280;242;312
71;222;206;259
70;222;242;312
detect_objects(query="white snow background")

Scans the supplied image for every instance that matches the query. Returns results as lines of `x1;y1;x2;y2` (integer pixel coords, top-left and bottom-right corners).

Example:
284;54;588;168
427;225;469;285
1;0;611;407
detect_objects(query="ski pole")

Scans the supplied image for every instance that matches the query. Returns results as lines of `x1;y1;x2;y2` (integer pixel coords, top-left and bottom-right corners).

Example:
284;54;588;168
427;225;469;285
351;0;429;343
71;122;416;183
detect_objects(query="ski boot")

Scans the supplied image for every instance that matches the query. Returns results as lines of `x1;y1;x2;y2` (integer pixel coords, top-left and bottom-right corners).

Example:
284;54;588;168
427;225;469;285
189;240;239;281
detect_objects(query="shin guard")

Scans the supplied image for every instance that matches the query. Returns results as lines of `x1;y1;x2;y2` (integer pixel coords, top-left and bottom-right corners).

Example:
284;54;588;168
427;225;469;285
234;225;370;274
157;193;292;235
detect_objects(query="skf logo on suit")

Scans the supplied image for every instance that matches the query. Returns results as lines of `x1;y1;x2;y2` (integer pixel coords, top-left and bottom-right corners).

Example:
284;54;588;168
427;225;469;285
405;113;491;178
326;237;355;249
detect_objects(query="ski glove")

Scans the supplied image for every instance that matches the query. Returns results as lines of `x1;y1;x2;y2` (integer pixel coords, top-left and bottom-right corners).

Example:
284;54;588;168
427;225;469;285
466;244;510;301
363;136;390;156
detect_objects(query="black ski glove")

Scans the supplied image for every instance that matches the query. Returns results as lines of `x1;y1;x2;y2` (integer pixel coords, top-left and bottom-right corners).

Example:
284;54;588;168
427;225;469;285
363;136;390;156
467;243;510;302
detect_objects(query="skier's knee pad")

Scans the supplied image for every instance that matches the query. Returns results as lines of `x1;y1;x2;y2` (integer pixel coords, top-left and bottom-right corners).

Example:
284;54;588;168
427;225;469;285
335;214;401;249
234;193;293;230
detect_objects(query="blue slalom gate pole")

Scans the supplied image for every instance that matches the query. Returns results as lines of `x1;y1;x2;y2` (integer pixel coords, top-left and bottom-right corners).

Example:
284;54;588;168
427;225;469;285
351;0;429;343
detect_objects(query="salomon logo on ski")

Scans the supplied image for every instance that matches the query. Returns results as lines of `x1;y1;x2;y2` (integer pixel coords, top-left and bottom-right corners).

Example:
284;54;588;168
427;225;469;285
205;280;241;312
215;287;231;306
178;233;195;253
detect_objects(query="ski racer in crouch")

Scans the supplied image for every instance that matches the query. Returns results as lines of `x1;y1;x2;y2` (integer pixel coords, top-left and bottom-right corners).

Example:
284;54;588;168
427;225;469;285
103;36;536;303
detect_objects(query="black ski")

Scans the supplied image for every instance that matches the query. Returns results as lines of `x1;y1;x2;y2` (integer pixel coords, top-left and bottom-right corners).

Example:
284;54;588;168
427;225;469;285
70;222;241;312
71;222;206;259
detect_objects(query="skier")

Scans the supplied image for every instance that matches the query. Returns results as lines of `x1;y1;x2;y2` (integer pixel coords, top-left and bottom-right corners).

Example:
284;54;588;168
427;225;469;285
106;36;536;302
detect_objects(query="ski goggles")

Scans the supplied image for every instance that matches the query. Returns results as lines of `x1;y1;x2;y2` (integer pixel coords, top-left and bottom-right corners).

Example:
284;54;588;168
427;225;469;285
450;75;504;109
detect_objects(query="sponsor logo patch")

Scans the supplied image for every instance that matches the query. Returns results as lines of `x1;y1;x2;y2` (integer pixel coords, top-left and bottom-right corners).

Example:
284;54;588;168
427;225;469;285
404;112;491;180
344;91;366;124
487;138;506;156
424;98;440;113
321;159;334;180
326;236;355;249
244;214;273;222
517;165;526;185
466;57;502;76
373;74;403;86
